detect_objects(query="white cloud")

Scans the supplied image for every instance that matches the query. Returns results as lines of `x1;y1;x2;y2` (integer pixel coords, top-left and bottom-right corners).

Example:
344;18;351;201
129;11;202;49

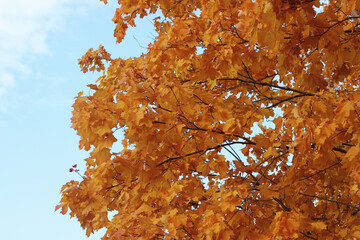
0;0;68;59
0;72;15;88
0;0;100;109
0;0;68;107
0;72;15;110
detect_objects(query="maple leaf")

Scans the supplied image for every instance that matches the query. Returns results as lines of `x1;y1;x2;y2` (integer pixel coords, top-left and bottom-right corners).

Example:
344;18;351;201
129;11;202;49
112;229;125;240
58;0;360;238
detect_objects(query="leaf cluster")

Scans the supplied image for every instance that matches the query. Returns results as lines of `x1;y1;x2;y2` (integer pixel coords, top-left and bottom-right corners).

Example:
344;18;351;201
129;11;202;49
58;0;360;239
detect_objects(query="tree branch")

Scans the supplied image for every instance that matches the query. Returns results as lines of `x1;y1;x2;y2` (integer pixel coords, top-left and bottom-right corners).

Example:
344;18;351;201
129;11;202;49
273;197;290;212
266;94;307;108
217;77;317;96
156;141;248;167
300;161;342;181
299;192;360;211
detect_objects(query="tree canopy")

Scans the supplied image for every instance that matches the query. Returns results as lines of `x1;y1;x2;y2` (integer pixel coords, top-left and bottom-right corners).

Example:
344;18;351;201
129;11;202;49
57;0;360;239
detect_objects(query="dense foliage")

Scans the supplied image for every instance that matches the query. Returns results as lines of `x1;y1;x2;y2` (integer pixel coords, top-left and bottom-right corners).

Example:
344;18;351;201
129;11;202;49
57;0;360;239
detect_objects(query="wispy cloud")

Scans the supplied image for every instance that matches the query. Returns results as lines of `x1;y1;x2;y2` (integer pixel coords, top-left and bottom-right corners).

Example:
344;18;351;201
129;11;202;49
0;0;98;109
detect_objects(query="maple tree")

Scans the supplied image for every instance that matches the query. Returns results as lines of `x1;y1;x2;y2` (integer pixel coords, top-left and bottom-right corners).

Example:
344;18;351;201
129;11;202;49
57;0;360;239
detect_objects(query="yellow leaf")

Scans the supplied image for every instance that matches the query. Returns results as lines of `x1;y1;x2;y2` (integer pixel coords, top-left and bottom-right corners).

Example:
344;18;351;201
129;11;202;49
173;214;187;227
208;79;217;89
346;146;360;161
223;118;235;134
263;147;274;159
311;222;327;231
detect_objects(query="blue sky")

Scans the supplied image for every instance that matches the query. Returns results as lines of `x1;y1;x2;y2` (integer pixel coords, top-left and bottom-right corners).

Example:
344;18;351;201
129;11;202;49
0;0;155;239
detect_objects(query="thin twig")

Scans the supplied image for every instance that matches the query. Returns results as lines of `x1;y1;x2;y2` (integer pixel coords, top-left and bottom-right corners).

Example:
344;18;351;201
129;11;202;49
299;192;360;210
300;161;342;181
217;77;317;96
157;141;248;167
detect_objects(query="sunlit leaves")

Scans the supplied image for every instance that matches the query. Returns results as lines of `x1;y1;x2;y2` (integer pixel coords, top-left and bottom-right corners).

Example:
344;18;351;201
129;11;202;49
78;45;111;73
58;0;360;239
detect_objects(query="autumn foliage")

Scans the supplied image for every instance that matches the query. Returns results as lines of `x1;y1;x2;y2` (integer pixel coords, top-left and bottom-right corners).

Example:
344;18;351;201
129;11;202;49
57;0;360;239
